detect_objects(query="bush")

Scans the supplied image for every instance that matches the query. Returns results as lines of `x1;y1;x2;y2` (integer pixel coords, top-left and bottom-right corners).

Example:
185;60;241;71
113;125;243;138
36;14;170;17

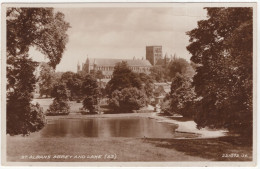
47;99;70;115
108;87;147;113
160;99;172;116
81;74;100;114
83;96;98;114
47;83;70;115
169;73;196;118
7;99;45;135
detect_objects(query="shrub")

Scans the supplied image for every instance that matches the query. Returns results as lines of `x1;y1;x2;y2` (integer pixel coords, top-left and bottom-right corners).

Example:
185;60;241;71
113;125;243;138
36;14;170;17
47;99;70;115
83;96;98;114
47;83;70;115
81;74;100;114
108;87;147;113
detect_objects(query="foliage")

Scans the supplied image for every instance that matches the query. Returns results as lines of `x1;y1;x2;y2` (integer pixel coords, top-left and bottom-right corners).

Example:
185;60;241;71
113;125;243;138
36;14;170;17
90;70;104;80
82;96;98;114
186;8;253;136
150;66;168;82
48;83;70;115
6;8;70;135
169;73;196;117
38;62;55;97
90;69;105;96
108;87;147;113
160;99;172;116
150;58;195;82
61;72;83;100
106;61;142;96
168;58;195;78
47;99;70;115
7;55;45;135
81;74;100;113
7;8;70;68
138;73;154;100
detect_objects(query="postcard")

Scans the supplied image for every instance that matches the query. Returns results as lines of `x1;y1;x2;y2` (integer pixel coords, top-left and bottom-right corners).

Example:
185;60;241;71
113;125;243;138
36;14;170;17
1;2;257;167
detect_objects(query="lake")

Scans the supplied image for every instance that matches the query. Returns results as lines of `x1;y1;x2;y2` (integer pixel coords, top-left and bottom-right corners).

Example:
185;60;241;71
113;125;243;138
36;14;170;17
31;117;198;138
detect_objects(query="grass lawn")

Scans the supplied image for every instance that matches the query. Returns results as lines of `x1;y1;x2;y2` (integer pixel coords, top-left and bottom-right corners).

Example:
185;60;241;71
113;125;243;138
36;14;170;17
32;98;82;113
6;136;252;162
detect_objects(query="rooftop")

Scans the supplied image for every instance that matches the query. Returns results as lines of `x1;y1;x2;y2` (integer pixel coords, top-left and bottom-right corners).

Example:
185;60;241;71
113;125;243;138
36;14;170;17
88;58;152;67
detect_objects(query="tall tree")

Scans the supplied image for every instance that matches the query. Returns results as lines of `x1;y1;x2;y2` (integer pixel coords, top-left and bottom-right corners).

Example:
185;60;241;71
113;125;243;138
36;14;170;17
169;73;196;117
138;73;154;100
106;61;142;96
82;74;100;113
60;71;83;100
186;8;253;136
48;82;70;115
7;54;45;135
6;8;70;135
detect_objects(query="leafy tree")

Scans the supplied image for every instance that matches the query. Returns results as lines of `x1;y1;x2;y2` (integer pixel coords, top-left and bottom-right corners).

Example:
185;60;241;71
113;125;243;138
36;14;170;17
169;73;196;117
61;72;83;100
108;87;147;113
90;69;105;95
6;8;70;135
7;54;45;135
38;62;55;97
150;66;168;82
186;8;253;136
138;73;154;101
82;74;100;113
169;58;195;79
106;61;142;96
48;83;70;115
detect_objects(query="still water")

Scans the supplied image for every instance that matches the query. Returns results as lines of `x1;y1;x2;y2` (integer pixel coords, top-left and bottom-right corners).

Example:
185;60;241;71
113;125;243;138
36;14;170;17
33;117;195;138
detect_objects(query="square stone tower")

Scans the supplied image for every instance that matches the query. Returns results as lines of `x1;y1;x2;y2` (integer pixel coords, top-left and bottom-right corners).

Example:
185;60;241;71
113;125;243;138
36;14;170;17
146;46;162;65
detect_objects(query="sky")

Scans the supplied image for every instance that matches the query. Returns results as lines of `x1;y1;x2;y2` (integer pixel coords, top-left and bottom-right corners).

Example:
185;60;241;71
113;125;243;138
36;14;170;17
29;6;208;72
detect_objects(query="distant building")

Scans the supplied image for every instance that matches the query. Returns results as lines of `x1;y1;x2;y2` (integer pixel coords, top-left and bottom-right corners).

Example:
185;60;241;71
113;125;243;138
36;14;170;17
146;46;163;65
78;57;152;79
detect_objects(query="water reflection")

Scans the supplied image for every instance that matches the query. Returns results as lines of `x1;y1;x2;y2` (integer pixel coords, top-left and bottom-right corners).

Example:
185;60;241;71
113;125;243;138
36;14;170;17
38;117;179;138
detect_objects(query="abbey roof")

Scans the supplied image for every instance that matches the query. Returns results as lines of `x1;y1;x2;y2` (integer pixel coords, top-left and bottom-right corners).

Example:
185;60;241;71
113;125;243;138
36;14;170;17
87;58;152;67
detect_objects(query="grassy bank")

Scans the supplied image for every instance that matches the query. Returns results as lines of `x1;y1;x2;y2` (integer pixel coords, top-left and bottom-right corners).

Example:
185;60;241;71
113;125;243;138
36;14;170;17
6;136;252;162
6;136;206;162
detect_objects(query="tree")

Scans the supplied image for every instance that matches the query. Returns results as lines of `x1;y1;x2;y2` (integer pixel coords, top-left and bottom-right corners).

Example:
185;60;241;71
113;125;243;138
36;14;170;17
138;73;154;101
150;66;168;82
81;74;100;114
169;73;196;117
6;8;70;135
48;82;70;115
106;61;142;96
38;62;55;97
7;54;45;135
90;69;105;94
186;8;253;136
61;72;83;100
168;58;195;79
108;87;147;113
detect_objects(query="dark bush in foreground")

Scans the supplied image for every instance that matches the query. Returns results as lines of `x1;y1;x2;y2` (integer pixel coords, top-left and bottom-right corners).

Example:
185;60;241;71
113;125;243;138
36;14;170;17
7;99;45;136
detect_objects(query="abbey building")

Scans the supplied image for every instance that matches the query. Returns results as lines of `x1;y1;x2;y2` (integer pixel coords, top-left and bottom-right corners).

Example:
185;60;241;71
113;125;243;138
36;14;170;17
77;46;171;79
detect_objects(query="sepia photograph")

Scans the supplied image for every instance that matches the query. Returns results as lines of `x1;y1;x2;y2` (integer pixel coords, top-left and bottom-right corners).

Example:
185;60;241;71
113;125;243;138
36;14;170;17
1;1;257;167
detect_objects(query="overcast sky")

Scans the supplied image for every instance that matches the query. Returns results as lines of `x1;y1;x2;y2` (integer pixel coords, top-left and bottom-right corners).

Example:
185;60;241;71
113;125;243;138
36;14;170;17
30;6;207;72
